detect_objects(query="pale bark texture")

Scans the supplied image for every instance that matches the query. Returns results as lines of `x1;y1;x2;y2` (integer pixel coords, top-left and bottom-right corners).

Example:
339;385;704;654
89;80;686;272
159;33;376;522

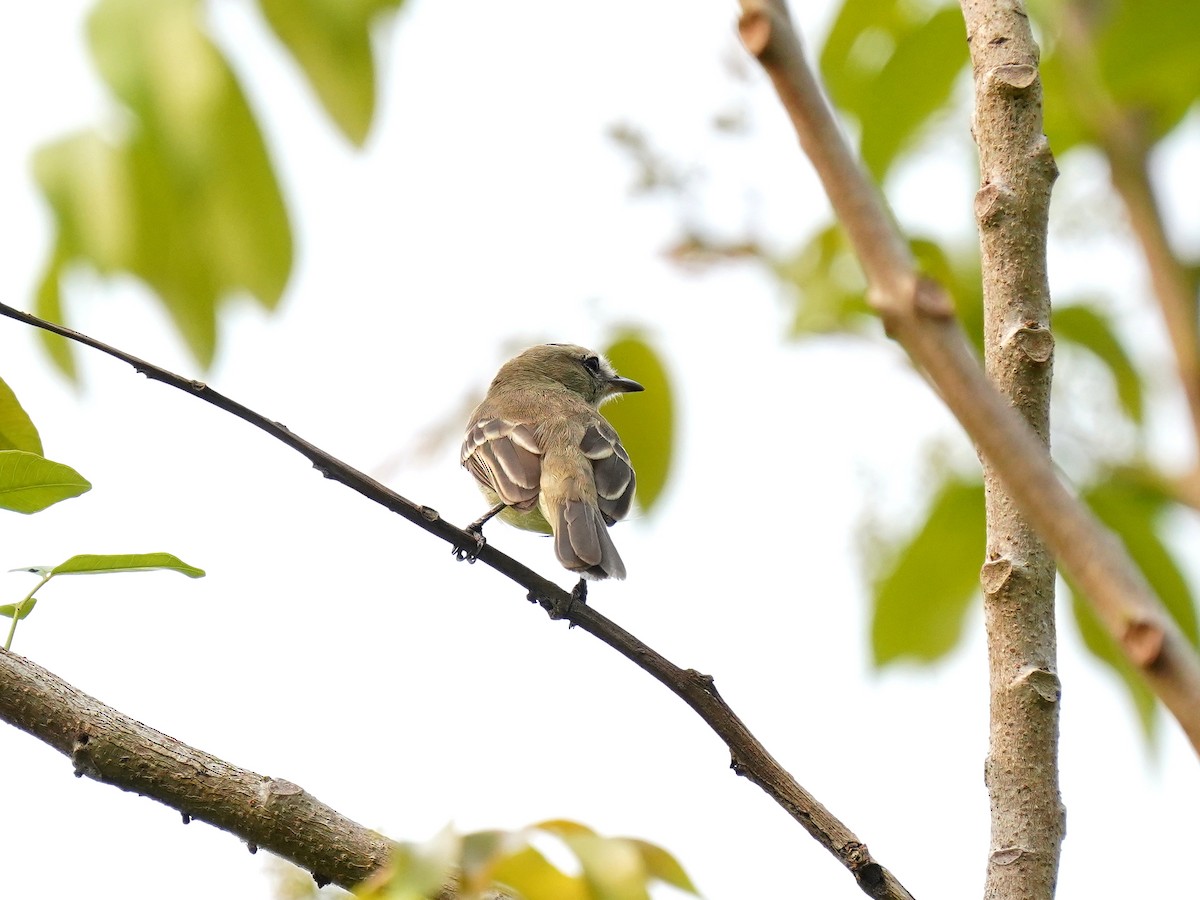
960;2;1066;898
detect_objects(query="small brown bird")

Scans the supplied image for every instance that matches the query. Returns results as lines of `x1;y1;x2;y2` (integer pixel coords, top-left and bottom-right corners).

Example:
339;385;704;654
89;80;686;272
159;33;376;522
461;344;643;579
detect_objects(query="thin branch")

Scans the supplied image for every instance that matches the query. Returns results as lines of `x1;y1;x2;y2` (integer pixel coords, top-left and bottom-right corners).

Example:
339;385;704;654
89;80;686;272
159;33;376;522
959;1;1065;897
0;300;915;900
735;0;1200;755
1057;0;1200;461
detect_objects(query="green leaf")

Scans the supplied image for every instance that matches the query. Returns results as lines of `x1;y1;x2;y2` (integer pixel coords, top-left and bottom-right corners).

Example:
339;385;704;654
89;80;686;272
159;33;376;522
0;597;39;621
872;478;986;665
858;8;968;179
821;0;968;178
51;552;205;578
33;0;293;370
1053;304;1144;423
1094;0;1200;143
1040;0;1200;153
821;0;905;112
257;0;404;146
0;378;44;454
0;450;92;513
602;334;674;514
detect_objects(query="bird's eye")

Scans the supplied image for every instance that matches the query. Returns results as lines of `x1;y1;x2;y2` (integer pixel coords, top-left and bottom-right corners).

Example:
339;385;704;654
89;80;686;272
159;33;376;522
582;356;602;375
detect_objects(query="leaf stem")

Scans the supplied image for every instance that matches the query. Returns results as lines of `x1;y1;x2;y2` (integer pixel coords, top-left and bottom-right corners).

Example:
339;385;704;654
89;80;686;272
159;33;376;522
4;572;53;651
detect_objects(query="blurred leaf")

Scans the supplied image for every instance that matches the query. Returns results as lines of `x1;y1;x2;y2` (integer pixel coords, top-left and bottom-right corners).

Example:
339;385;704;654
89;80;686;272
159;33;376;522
0;450;92;514
1041;0;1200;153
872;478;985;665
774;224;871;337
0;378;43;454
257;0;404;146
1053;304;1144;423
0;598;39;621
603;334;674;514
821;0;905;112
821;0;968;178
34;0;293;370
1071;471;1200;737
1094;0;1200;142
858;8;968;179
490;845;586;900
51;552;206;579
534;819;595;839
625;839;699;895
533;822;646;900
356;827;459;900
34;244;79;380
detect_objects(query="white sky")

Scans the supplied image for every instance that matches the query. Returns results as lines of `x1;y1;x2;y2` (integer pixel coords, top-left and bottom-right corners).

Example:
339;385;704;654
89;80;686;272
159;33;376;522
2;1;1198;899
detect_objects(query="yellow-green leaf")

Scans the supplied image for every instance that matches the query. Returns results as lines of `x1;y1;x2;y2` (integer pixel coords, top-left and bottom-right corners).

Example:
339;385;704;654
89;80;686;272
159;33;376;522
490;845;587;900
33;0;294;371
51;553;205;579
0;597;39;621
0;450;92;514
257;0;405;146
626;838;699;895
0;378;43;454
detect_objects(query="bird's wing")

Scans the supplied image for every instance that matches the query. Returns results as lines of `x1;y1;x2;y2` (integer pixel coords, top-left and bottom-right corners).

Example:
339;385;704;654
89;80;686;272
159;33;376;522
579;419;636;526
461;418;543;510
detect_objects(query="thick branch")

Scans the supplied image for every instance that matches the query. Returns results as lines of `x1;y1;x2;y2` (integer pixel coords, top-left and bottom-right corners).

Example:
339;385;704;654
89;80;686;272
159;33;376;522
736;0;1200;755
960;2;1065;898
0;301;914;900
0;648;394;890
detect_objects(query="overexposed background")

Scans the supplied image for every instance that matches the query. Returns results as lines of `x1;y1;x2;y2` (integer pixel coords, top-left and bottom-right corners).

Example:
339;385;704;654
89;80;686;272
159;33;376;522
2;2;1198;898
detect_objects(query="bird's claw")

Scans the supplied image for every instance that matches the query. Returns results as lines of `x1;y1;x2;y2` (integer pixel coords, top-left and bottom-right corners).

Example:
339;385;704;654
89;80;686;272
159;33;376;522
571;578;588;606
452;528;487;564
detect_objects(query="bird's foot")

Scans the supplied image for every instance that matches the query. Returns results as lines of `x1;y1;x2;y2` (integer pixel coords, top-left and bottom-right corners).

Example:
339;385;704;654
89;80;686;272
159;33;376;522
452;527;487;564
571;578;588;606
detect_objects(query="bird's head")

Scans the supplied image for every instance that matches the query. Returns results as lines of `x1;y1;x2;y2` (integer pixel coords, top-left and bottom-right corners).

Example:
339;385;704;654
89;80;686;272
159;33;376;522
492;344;644;407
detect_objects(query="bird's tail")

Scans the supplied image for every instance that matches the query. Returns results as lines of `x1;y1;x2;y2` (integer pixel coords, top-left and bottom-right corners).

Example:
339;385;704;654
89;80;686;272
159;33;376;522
553;498;626;580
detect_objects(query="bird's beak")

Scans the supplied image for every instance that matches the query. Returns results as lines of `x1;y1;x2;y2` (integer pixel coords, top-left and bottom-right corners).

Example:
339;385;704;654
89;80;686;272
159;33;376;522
606;376;645;394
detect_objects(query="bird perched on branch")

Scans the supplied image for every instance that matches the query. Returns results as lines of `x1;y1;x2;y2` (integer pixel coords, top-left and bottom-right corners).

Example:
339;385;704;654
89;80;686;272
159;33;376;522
460;343;643;581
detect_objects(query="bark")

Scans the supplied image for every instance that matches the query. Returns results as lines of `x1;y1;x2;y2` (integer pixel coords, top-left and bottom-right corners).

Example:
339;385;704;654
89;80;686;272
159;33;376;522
959;2;1066;897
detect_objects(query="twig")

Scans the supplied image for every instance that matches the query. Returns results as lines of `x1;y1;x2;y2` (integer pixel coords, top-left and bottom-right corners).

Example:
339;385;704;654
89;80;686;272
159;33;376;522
735;0;1200;755
959;1;1065;896
0;300;915;899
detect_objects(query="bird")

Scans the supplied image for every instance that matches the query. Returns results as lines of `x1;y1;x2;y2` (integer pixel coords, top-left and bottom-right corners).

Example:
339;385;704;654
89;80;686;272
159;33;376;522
460;343;643;581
